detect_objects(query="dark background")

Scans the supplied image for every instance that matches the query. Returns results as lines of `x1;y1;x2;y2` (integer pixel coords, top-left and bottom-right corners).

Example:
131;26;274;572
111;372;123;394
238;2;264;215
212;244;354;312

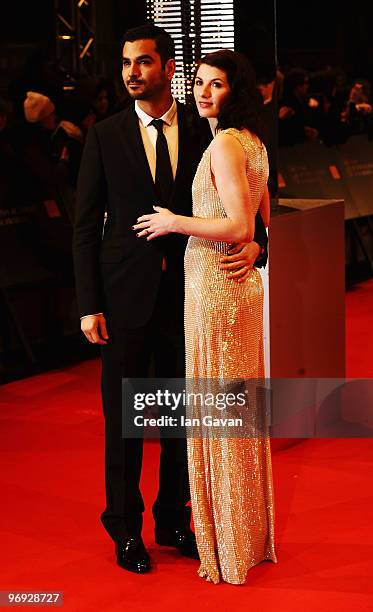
1;1;373;87
277;0;373;79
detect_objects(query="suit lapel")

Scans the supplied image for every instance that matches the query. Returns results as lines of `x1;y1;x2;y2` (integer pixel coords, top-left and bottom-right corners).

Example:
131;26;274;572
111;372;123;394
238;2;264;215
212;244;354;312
119;105;157;202
170;101;189;210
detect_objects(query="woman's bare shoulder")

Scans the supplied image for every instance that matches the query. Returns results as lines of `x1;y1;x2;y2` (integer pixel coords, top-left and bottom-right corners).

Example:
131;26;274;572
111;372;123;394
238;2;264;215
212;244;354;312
210;130;245;159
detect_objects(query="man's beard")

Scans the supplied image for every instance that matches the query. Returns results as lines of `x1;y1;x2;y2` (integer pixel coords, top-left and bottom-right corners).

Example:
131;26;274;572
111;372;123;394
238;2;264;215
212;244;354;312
126;78;166;100
127;89;150;100
126;79;148;100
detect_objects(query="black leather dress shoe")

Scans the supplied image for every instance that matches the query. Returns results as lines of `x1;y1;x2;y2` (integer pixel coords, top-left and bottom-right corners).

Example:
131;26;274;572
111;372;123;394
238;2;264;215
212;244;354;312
155;527;199;560
115;537;151;573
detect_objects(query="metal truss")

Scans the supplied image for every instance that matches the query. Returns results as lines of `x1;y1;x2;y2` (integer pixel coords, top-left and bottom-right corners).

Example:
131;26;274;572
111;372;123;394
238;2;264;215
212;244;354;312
55;0;96;78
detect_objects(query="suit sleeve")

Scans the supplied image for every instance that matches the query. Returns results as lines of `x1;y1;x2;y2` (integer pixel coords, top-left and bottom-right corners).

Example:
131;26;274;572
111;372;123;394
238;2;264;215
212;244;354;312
73;125;107;317
253;210;268;269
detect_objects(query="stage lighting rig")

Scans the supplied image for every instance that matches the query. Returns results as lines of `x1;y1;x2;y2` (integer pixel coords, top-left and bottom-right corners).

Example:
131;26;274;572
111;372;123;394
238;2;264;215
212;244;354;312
55;0;96;78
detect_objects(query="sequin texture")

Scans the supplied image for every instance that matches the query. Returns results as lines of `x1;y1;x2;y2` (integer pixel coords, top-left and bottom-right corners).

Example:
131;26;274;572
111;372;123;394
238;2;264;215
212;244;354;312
185;128;277;585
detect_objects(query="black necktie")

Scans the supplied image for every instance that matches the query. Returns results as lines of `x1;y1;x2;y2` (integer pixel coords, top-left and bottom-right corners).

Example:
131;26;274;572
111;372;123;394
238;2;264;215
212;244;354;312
151;119;174;207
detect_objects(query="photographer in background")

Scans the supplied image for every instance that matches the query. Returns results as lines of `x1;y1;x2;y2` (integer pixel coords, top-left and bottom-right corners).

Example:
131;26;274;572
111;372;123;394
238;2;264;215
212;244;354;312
341;78;373;138
279;67;320;146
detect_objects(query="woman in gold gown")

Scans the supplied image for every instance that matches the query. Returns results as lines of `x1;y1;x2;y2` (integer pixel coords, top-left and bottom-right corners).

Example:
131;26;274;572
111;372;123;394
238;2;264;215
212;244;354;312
134;49;276;584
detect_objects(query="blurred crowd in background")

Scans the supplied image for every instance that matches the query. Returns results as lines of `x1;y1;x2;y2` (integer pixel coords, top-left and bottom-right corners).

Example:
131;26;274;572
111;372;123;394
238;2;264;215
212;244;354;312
276;66;373;147
1;52;372;220
0;58;130;217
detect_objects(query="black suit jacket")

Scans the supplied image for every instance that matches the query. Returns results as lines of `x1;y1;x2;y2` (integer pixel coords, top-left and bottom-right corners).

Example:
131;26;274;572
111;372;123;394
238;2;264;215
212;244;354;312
73;101;268;330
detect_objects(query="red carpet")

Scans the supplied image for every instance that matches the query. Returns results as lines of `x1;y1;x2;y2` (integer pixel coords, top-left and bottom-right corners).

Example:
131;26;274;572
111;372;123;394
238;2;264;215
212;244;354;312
1;281;373;611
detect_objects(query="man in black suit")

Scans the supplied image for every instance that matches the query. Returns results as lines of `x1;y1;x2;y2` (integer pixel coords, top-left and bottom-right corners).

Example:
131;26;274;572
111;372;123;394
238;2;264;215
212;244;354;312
73;24;268;574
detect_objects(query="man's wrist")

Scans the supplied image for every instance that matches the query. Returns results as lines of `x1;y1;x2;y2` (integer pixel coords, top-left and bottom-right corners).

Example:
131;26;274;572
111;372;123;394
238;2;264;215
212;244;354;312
80;312;103;320
255;245;266;264
250;241;261;259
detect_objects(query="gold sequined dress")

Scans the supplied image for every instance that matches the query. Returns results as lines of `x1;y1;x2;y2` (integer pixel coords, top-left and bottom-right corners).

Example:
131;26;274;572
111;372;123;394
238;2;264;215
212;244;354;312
184;128;277;584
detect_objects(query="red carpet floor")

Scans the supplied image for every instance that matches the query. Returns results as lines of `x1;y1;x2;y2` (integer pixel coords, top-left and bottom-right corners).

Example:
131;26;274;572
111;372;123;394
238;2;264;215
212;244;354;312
1;281;373;611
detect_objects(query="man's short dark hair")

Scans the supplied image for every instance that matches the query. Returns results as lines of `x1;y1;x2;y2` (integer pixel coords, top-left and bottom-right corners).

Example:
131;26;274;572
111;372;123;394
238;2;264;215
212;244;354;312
122;24;175;67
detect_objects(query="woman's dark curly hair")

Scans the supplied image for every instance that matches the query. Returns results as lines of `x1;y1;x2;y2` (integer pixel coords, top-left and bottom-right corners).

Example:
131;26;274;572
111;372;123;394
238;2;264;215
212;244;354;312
194;49;264;140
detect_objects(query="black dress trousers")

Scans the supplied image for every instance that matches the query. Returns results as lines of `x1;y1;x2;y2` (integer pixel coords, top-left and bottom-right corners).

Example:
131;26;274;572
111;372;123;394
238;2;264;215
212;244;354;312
100;271;190;541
